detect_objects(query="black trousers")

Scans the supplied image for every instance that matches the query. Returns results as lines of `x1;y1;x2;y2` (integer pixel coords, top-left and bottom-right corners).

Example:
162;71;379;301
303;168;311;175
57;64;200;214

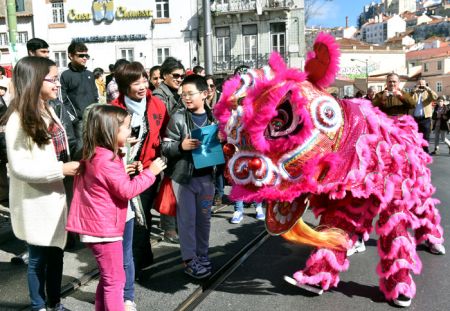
414;117;431;152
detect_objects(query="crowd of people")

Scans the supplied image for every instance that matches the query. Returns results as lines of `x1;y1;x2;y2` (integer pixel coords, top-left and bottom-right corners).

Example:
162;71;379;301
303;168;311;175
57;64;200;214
0;36;447;311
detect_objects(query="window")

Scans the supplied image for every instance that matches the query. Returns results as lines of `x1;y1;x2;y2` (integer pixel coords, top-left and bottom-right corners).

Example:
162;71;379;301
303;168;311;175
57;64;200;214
16;0;25;12
216;27;230;63
156;0;169;18
0;33;8;46
436;81;442;93
157;48;170;64
54;51;67;68
271;23;285;55
17;31;28;44
242;24;257;62
52;1;65;24
424;62;429;72
120;48;134;62
437;60;442;71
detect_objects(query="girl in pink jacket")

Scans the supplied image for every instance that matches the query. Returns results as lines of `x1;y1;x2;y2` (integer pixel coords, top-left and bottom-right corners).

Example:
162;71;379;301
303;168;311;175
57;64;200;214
66;105;166;311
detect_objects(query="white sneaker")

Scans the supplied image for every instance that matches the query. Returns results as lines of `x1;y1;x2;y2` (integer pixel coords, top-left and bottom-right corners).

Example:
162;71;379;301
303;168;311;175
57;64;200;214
393;294;412;307
124;300;137;311
426;241;446;255
255;206;265;220
347;238;366;256
284;275;324;295
230;211;243;224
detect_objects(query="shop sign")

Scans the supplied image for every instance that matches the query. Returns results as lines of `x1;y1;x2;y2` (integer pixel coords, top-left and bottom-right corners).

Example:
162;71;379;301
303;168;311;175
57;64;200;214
68;2;153;23
73;34;147;43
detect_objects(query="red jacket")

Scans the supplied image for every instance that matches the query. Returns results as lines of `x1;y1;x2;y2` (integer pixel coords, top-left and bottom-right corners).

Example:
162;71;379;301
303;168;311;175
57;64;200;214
112;89;169;168
66;147;156;237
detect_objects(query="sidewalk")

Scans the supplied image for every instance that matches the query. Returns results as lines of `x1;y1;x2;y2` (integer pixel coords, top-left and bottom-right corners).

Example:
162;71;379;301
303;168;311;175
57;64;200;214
0;195;248;310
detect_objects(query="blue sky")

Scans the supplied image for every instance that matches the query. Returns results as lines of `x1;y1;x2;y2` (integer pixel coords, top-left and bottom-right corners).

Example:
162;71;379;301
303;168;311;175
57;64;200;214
307;0;376;28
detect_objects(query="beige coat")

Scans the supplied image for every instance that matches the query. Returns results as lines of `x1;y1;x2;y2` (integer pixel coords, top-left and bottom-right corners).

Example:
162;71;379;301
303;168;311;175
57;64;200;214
6;110;68;249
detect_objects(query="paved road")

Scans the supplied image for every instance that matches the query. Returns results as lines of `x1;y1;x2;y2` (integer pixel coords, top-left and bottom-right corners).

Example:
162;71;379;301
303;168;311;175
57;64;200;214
59;150;450;311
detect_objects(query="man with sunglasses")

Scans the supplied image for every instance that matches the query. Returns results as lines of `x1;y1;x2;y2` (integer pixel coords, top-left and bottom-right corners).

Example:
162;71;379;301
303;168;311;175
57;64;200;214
60;41;98;140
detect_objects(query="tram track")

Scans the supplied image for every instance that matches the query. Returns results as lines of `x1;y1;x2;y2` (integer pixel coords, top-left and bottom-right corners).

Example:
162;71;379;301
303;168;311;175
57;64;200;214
175;229;270;311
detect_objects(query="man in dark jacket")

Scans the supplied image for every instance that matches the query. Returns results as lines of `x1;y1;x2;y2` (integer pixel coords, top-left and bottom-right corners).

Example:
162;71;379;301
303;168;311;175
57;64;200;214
60;41;98;139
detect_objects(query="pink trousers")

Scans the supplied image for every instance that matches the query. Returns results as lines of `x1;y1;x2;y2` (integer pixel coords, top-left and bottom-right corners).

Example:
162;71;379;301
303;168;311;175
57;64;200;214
87;241;125;311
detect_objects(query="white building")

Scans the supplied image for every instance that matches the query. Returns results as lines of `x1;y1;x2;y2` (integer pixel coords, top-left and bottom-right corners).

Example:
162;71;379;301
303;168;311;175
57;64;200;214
361;14;406;45
199;0;306;75
31;0;199;71
384;0;417;15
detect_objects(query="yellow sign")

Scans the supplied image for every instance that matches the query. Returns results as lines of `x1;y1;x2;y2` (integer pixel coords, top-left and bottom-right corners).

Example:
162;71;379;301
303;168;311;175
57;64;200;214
68;1;153;23
68;9;92;22
116;6;152;19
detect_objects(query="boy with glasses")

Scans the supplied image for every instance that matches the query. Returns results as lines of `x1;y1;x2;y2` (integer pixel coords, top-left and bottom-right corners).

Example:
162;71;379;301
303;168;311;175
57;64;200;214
60;41;98;140
161;75;215;279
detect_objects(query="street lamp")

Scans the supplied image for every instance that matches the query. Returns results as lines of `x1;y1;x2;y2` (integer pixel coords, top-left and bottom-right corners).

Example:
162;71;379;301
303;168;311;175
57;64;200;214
351;58;369;92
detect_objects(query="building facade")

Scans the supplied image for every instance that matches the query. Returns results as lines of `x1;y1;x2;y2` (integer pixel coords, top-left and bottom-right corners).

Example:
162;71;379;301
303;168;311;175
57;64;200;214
406;43;450;97
384;0;417;15
361;14;406;45
31;0;199;71
198;0;305;76
0;0;34;68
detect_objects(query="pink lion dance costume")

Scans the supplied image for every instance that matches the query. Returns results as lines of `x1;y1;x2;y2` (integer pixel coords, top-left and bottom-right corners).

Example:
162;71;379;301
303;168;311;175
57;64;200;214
214;33;444;307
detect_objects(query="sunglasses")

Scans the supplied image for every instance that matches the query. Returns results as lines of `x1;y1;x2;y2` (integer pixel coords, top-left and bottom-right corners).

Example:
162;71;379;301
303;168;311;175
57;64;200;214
171;73;185;80
75;53;90;59
208;84;215;88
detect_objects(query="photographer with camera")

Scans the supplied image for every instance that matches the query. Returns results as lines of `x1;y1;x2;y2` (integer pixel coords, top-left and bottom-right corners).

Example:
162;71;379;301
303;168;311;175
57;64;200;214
411;79;438;153
372;73;415;117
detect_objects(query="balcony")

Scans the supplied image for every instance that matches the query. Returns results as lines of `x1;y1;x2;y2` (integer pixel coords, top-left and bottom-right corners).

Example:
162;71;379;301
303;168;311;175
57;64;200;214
213;52;288;73
211;0;291;15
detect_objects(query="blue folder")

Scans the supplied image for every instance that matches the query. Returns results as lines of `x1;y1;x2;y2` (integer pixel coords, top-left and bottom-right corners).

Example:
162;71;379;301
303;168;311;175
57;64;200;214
191;124;225;169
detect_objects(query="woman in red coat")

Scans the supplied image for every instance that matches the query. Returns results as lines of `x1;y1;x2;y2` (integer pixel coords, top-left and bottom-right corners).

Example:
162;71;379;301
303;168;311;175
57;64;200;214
111;62;169;304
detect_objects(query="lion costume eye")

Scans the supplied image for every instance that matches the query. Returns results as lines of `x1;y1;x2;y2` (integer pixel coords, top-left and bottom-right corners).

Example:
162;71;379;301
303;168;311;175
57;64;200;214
265;92;300;139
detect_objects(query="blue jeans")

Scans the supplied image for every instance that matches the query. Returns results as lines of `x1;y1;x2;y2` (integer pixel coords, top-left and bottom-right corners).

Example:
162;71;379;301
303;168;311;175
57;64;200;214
234;201;262;213
123;218;135;301
28;245;64;310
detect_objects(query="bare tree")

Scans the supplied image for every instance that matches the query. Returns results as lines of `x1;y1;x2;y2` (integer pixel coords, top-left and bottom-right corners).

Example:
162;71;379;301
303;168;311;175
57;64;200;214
304;0;334;25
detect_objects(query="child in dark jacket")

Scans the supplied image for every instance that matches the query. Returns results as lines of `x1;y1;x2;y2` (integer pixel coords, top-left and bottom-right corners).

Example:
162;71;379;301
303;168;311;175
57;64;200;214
161;75;215;279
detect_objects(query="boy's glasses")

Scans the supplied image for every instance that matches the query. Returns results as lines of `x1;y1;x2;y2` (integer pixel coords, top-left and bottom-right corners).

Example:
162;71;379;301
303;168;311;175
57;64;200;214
171;73;185;80
43;77;60;84
181;91;202;99
75;53;90;59
208;84;215;88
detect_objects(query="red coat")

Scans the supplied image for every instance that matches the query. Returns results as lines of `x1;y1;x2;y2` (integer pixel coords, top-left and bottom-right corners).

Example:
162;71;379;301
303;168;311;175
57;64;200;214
111;89;169;168
67;147;156;237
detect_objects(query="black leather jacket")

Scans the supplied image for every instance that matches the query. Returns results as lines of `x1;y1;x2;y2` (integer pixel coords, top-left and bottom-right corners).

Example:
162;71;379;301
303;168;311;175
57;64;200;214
161;105;215;184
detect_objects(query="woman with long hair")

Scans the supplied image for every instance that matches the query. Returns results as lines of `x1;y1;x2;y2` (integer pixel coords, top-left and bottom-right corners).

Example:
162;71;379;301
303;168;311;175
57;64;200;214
1;56;79;311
